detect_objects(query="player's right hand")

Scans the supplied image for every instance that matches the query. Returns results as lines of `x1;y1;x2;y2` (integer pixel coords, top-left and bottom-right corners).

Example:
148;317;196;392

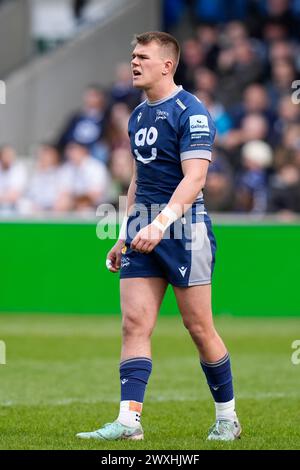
105;239;125;273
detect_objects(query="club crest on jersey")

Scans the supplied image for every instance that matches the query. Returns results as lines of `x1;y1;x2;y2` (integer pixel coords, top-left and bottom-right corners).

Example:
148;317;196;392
155;110;169;122
189;115;209;133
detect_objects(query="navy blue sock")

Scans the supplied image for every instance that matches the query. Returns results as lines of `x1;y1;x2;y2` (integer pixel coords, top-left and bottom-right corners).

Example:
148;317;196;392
200;352;234;403
120;357;152;403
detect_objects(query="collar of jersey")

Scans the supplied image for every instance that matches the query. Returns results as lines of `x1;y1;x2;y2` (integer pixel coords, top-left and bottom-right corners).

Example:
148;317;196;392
146;85;183;106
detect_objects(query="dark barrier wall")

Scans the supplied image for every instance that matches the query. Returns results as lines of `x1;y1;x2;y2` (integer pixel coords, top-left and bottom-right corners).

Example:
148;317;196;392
0;221;299;316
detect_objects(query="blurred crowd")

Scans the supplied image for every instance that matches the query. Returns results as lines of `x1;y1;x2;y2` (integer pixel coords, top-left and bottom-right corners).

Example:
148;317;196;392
0;0;300;217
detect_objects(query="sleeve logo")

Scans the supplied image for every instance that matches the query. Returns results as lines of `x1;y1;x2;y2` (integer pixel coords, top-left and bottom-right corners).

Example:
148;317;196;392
189;115;209;133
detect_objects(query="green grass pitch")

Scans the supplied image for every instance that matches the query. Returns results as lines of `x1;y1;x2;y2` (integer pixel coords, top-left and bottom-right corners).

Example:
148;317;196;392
0;314;299;450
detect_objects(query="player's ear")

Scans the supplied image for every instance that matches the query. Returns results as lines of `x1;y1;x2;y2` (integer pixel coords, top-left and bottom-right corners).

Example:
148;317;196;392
162;59;174;76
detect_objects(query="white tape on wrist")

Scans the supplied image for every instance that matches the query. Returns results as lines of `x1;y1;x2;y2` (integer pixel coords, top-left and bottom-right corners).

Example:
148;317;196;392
161;207;178;225
106;259;112;270
152;206;179;233
119;215;128;241
152;219;165;232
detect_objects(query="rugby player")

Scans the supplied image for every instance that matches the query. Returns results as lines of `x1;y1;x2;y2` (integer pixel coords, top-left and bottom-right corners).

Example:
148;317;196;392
77;31;241;442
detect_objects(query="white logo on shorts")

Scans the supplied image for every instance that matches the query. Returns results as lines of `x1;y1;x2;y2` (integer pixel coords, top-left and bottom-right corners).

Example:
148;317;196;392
121;256;130;268
178;266;187;277
121;379;128;385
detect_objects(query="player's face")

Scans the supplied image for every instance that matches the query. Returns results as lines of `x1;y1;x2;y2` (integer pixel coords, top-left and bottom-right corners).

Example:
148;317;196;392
131;41;166;89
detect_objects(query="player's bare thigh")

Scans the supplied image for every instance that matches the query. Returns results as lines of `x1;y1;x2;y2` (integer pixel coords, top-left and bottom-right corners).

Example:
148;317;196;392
120;277;168;360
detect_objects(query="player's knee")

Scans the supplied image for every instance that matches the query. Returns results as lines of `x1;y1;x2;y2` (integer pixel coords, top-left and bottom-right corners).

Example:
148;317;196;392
122;309;153;339
183;319;215;343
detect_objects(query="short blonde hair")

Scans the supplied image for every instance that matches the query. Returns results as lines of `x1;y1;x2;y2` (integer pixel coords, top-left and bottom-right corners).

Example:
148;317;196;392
132;31;180;73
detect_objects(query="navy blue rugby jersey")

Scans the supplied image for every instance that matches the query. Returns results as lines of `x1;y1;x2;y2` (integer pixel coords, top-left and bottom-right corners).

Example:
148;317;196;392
128;86;216;206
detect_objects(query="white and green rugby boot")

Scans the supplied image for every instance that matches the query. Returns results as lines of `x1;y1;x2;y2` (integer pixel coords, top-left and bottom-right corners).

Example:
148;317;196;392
76;421;144;441
207;419;242;441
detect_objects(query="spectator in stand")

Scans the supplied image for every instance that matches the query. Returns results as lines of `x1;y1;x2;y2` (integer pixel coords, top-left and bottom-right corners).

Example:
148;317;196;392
217;37;264;108
247;0;300;39
223;20;267;64
110;63;142;110
262;18;290;44
268;39;300;77
268;163;300;215
56;141;110;212
195;24;220;71
273;94;300;143
235;140;273;213
105;102;131;152
204;151;234;211
229;83;277;143
263;0;300;39
272;123;300;169
57;85;109;163
293;138;300;170
193;67;218;96
223;20;249;45
0;145;27;214
267;59;297;108
25;144;63;213
223;113;270;168
175;38;206;91
268;39;297;65
109;148;133;200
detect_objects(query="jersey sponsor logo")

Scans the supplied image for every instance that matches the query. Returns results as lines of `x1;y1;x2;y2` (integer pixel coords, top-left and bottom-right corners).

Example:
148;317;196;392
155;109;169;122
134;126;158;147
134;148;157;164
134;126;158;164
189;115;209;133
191;132;209;140
178;266;188;277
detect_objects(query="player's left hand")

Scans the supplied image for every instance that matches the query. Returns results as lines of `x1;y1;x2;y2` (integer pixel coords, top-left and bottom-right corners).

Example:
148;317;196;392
131;223;164;253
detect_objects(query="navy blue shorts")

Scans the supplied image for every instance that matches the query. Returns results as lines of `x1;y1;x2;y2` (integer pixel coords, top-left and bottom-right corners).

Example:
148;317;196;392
120;204;217;287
